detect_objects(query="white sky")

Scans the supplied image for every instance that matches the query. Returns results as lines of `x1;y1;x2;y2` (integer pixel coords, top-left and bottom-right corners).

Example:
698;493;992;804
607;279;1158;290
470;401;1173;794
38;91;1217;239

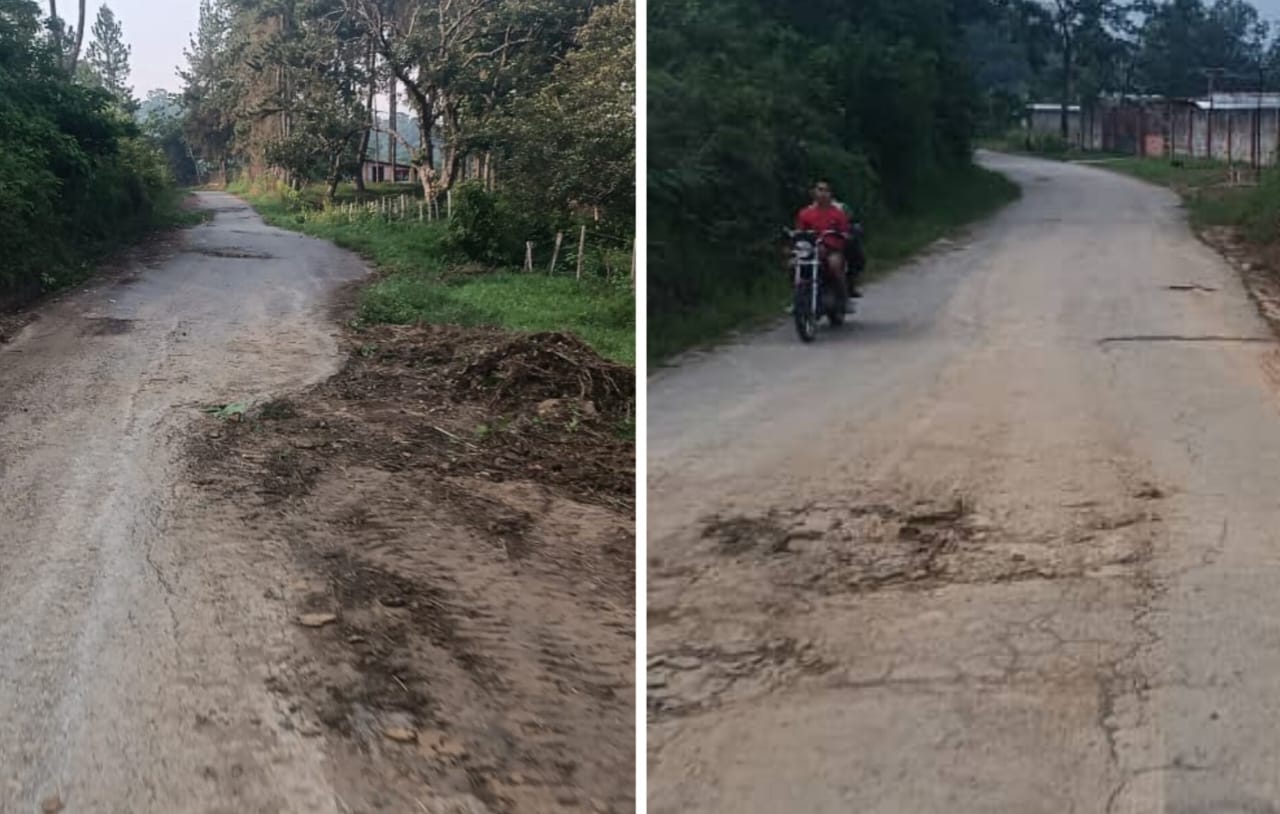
96;0;200;93
100;0;406;106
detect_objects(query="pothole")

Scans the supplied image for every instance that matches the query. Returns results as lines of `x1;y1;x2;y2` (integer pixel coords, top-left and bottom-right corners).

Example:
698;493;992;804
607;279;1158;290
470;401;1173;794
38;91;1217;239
191;247;275;260
647;637;831;718
82;317;135;336
700;497;1156;595
1099;334;1274;345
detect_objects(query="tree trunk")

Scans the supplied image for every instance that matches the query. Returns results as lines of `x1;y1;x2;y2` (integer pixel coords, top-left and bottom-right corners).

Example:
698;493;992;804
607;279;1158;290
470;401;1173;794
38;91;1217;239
48;0;61;56
330;154;345;202
355;44;376;194
388;72;397;179
1060;34;1073;140
439;99;463;192
69;0;84;72
414;112;437;203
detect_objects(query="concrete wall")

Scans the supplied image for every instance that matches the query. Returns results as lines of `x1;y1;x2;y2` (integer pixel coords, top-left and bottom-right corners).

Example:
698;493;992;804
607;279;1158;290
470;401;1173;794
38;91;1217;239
1029;109;1080;142
1165;106;1280;165
1028;108;1105;150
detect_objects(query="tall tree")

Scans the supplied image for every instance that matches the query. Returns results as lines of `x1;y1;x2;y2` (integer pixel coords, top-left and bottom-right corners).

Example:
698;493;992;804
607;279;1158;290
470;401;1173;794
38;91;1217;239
47;0;85;71
1044;0;1127;137
340;0;593;200
180;0;236;181
494;0;634;220
84;4;133;108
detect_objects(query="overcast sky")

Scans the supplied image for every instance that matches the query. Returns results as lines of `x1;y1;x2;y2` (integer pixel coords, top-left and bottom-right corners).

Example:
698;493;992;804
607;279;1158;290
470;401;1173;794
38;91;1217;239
101;0;200;93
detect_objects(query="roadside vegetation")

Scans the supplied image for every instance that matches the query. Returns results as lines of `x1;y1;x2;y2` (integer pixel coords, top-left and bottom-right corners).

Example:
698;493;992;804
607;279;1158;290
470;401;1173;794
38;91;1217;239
184;0;634;365
648;0;1020;363
0;0;200;310
648;165;1019;362
232;181;634;364
1104;157;1280;244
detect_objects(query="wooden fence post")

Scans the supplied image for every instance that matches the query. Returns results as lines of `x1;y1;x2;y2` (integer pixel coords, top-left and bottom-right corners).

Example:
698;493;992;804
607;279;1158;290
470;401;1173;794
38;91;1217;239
525;242;534;273
419;201;424;222
548;232;564;275
575;225;587;281
447;189;453;220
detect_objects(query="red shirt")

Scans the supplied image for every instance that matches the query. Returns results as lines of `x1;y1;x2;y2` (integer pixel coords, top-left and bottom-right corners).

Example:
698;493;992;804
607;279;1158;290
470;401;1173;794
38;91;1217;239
795;204;850;252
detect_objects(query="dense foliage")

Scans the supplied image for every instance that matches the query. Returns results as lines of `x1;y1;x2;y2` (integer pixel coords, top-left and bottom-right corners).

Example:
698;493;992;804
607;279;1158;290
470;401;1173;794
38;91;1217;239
966;0;1280;135
179;0;635;261
649;0;983;320
0;0;174;306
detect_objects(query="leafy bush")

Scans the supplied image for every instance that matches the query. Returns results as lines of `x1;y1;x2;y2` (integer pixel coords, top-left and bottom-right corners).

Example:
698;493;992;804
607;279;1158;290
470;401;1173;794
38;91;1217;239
648;0;982;325
1020;132;1071;156
447;182;505;263
0;0;179;306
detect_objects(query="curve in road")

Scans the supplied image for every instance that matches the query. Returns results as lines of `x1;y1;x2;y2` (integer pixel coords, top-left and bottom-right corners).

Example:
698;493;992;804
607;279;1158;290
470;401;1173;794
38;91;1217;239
649;153;1280;813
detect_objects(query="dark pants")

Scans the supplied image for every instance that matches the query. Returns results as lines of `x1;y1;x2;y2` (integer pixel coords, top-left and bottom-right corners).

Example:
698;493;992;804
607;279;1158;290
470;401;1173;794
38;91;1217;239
847;235;866;291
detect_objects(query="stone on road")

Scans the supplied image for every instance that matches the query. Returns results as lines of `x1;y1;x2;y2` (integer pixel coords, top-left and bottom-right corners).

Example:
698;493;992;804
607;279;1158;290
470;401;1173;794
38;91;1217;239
648;153;1280;812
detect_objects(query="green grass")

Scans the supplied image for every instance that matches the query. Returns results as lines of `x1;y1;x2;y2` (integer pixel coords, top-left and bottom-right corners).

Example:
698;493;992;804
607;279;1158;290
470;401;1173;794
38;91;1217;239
232;182;635;364
156;189;215;229
1098;156;1280;242
1102;157;1229;194
648;164;1021;363
362;271;634;364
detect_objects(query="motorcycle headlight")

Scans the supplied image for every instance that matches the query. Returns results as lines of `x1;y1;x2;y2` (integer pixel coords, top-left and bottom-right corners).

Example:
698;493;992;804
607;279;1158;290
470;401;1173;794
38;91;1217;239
793;240;814;260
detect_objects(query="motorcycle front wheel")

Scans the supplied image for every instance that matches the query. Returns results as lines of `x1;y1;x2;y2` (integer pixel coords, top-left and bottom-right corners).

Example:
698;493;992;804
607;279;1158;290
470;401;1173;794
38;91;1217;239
794;285;817;343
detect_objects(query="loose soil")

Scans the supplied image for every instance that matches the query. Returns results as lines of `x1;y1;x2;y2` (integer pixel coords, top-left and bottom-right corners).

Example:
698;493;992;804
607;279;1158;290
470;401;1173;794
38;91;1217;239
1198;225;1280;342
190;323;636;813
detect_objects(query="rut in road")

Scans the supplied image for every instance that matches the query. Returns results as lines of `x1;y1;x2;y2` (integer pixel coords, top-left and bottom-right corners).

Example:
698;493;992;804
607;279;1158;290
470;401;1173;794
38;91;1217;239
648;153;1280;813
0;192;636;814
0;193;369;813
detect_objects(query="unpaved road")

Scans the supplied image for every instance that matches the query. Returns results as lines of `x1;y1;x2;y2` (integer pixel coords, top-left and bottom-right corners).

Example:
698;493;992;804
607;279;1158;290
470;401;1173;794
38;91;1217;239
648;152;1280;812
0;193;368;812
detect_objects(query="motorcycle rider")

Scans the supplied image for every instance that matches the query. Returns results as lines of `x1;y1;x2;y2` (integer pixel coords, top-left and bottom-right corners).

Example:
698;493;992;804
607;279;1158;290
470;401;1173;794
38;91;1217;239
833;197;866;299
794;180;858;310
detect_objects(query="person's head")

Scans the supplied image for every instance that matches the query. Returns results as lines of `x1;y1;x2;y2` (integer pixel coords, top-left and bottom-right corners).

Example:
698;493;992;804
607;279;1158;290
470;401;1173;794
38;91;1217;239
812;179;834;206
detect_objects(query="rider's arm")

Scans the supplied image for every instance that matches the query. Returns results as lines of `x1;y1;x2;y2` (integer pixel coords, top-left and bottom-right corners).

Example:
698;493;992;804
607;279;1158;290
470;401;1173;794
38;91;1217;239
795;207;811;231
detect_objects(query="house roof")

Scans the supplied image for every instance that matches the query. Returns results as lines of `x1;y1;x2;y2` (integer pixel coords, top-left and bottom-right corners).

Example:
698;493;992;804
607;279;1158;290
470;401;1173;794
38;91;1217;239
1027;103;1081;112
1193;92;1280;110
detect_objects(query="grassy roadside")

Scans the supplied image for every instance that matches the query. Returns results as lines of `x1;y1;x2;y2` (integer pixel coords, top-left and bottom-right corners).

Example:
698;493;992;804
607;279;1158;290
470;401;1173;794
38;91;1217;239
1101;156;1280;243
230;183;635;365
975;132;1132;163
648;164;1021;363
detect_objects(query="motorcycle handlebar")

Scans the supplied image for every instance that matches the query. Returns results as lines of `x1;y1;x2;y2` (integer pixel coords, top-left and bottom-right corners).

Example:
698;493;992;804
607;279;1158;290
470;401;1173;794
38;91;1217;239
784;228;854;239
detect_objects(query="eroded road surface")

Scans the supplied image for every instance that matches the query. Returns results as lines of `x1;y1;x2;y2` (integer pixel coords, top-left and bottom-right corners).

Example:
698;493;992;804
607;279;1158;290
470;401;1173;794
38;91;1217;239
0;193;367;812
648;153;1280;812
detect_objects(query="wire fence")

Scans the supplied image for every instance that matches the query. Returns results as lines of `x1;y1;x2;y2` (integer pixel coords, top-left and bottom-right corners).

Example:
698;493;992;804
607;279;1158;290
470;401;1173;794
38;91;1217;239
296;193;635;284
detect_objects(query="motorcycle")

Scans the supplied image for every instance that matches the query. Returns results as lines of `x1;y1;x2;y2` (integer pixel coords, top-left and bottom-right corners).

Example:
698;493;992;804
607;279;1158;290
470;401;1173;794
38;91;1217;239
785;227;854;343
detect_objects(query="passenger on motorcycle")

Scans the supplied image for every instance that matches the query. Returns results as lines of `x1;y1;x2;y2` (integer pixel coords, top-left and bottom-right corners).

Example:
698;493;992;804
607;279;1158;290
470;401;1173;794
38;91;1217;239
795;180;859;310
833;197;866;297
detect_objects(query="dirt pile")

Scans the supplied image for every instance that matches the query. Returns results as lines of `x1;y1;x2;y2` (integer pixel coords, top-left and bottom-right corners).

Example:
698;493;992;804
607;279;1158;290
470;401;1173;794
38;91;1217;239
190;323;636;813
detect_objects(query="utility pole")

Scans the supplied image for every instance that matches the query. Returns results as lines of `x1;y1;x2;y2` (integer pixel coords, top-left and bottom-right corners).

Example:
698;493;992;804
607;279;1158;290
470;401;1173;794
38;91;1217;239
389;72;397;180
1203;67;1226;160
1256;63;1266;172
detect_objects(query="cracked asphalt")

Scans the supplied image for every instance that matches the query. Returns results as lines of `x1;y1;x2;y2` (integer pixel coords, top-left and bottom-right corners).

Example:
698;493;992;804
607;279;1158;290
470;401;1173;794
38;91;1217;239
0;193;367;812
648;153;1280;812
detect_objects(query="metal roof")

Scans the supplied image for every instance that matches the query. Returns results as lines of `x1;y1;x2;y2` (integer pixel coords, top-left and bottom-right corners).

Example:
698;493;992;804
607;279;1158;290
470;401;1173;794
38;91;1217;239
1193;92;1280;110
